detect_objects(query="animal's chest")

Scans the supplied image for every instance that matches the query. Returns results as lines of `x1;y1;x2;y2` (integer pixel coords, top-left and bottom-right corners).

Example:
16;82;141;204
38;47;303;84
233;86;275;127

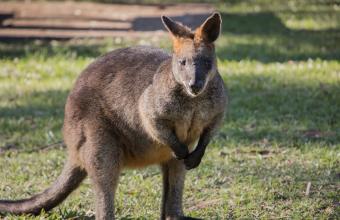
174;107;209;149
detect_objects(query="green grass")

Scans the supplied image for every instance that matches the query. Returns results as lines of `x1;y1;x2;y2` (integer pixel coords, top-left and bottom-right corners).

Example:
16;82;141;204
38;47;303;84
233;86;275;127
0;0;339;219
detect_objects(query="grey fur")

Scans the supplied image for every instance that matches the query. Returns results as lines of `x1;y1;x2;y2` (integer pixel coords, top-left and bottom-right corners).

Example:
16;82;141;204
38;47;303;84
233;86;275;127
0;13;227;220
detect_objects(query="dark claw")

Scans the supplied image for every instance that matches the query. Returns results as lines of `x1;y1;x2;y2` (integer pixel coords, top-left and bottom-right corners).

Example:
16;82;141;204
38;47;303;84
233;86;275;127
184;156;201;170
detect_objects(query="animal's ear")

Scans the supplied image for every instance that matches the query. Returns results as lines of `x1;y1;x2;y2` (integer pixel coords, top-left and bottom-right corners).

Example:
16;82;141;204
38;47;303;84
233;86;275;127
195;12;221;43
162;16;193;38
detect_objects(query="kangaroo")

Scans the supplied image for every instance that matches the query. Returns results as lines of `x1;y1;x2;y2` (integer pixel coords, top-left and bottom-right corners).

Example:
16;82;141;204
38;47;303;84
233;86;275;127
0;13;227;219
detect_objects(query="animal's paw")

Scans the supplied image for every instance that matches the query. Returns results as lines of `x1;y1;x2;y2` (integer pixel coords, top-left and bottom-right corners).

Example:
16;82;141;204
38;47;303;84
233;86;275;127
184;154;201;170
173;147;189;160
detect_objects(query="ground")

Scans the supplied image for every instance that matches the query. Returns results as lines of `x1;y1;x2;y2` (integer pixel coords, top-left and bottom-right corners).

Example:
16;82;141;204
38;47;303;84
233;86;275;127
0;1;213;39
0;0;339;219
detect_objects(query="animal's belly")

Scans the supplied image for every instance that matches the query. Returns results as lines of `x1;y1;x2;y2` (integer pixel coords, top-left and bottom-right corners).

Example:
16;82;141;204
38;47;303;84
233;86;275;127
123;143;173;168
122;119;203;168
123;138;198;169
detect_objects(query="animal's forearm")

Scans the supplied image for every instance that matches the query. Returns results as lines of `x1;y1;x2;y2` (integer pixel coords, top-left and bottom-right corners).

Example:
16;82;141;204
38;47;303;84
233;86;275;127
153;120;189;159
184;113;224;169
183;131;211;169
196;112;224;154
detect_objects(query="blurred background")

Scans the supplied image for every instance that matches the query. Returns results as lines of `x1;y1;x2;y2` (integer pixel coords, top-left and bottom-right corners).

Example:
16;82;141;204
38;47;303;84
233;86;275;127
0;0;339;219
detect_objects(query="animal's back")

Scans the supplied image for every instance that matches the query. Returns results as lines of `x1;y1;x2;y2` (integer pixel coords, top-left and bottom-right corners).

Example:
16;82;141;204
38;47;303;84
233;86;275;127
68;45;169;116
74;45;170;95
64;46;171;160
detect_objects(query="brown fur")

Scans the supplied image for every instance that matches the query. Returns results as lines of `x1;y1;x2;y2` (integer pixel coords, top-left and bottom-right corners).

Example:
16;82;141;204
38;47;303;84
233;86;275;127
0;13;227;220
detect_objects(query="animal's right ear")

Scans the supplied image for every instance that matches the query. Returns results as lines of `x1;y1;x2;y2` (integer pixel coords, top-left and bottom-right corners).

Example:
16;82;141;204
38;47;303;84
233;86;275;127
195;12;221;43
161;16;192;38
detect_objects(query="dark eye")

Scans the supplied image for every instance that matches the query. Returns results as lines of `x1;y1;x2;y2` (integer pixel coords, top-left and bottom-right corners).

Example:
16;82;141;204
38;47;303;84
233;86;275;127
179;59;186;66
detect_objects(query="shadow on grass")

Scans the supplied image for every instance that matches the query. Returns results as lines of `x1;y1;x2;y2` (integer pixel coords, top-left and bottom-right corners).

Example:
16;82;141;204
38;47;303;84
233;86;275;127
1;73;339;150
219;74;340;146
0;90;68;119
0;40;106;60
0;90;68;150
217;12;340;62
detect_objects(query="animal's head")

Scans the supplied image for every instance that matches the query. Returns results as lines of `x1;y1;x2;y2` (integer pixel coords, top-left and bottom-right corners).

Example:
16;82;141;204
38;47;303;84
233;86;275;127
162;13;221;97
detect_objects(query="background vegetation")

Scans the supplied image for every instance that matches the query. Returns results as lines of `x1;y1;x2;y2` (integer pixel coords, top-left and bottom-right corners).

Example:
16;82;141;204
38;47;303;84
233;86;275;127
0;0;339;219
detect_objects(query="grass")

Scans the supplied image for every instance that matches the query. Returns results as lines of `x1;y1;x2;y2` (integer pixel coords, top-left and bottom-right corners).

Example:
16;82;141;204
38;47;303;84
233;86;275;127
0;0;339;219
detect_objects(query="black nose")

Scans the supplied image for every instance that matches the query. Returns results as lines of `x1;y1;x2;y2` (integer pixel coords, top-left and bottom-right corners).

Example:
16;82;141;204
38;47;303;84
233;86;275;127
189;80;204;94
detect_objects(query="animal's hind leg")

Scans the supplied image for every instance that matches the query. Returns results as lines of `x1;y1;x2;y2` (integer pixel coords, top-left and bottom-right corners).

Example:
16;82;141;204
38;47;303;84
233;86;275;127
161;159;186;220
81;127;123;220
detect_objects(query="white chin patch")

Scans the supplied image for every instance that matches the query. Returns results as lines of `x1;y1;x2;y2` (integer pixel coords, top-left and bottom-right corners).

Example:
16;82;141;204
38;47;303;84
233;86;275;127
184;86;200;97
187;90;198;97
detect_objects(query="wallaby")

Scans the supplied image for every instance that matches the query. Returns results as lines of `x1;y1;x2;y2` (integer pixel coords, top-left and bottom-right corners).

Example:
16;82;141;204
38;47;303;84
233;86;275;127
0;13;227;220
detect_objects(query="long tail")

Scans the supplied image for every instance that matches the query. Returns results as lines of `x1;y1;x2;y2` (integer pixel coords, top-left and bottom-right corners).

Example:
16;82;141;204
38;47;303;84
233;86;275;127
0;161;87;215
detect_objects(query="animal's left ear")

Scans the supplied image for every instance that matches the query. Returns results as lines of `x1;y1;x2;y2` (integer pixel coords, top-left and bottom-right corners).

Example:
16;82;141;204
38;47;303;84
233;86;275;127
195;12;221;43
162;16;193;38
